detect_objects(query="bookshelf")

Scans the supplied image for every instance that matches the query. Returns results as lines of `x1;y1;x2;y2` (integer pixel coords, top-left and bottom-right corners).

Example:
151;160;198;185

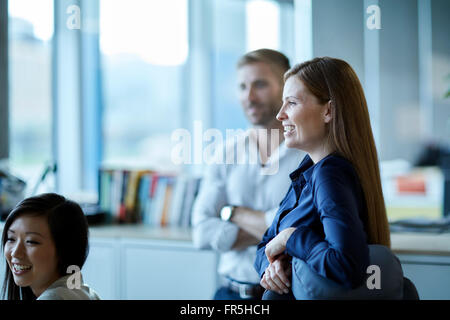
98;168;202;228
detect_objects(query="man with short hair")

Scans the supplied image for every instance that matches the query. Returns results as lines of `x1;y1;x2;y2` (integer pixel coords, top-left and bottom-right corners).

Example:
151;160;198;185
192;49;305;300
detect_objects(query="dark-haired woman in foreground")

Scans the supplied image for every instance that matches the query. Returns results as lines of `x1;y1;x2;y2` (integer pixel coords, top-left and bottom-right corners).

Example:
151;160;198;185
2;193;100;300
254;57;391;298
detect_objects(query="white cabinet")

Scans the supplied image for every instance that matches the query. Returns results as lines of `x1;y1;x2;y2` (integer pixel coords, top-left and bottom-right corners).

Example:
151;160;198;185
121;239;219;299
397;254;450;300
82;239;120;300
82;237;219;300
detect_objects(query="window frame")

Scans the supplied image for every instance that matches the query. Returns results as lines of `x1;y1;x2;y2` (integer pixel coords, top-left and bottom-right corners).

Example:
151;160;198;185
0;0;9;162
52;0;102;197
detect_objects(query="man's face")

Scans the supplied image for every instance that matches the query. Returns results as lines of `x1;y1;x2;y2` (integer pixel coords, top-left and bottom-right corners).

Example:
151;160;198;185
237;62;284;127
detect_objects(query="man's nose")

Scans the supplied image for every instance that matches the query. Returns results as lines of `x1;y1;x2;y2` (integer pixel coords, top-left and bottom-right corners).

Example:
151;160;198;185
245;86;257;103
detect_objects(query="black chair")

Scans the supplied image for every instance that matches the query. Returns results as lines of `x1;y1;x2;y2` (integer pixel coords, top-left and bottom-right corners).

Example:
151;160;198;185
402;277;420;300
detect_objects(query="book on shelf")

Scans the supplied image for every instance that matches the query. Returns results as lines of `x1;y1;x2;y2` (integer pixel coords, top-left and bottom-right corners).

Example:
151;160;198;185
181;177;202;228
137;174;151;224
168;175;188;227
148;175;168;226
160;176;175;227
124;170;149;223
98;168;201;228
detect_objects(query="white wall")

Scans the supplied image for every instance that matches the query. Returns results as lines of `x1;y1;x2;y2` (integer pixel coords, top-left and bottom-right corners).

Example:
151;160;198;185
301;0;450;163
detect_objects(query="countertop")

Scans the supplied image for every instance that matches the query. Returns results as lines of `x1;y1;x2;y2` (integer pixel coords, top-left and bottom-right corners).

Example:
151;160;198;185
87;224;450;256
2;222;450;256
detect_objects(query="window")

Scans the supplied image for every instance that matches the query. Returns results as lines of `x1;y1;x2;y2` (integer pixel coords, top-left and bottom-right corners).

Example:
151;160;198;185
99;0;188;170
211;0;294;133
8;0;54;192
246;0;280;52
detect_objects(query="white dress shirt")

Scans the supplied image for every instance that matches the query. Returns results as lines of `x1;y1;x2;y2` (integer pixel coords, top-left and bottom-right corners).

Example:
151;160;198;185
191;129;305;284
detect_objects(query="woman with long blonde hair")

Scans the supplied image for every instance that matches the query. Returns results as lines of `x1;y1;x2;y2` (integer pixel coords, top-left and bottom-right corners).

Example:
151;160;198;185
254;57;391;298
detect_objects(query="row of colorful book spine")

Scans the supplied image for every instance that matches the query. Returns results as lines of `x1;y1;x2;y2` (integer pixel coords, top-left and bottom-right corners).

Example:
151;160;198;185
98;169;202;227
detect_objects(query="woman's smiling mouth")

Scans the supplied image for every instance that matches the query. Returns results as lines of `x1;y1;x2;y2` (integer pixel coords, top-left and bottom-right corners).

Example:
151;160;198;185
283;125;295;135
12;263;32;274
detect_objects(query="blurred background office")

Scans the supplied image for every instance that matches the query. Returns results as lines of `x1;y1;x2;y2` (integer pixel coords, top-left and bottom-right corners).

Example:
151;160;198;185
1;0;449;220
0;0;449;299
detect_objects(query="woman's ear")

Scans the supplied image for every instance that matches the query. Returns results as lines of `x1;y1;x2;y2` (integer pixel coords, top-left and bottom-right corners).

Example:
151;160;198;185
323;100;333;124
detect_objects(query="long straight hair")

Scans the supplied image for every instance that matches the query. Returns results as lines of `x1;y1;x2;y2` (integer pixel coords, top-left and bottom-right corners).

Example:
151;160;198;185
285;57;390;247
1;193;89;300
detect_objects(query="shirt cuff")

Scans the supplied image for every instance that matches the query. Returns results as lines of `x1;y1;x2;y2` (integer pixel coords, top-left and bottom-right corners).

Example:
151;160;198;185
210;221;240;252
286;226;321;260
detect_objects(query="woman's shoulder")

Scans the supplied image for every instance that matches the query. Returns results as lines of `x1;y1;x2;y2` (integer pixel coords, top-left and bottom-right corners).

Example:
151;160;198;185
38;286;100;300
316;153;354;168
37;275;101;300
311;154;359;185
310;154;364;206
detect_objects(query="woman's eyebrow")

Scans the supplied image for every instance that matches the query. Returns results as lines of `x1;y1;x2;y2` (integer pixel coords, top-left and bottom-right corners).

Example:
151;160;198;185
6;229;44;237
25;232;44;237
283;96;300;101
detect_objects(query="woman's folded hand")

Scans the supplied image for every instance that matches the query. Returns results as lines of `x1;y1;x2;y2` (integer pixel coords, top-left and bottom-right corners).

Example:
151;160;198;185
260;254;292;295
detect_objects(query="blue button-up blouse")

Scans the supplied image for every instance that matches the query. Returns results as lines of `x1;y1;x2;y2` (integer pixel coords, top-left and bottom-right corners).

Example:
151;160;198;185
254;153;370;289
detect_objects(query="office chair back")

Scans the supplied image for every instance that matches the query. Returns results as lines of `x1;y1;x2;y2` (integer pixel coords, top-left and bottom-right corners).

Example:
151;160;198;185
291;245;411;300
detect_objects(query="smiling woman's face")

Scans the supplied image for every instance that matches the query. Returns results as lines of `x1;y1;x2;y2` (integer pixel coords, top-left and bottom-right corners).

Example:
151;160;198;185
4;214;60;297
277;76;330;153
